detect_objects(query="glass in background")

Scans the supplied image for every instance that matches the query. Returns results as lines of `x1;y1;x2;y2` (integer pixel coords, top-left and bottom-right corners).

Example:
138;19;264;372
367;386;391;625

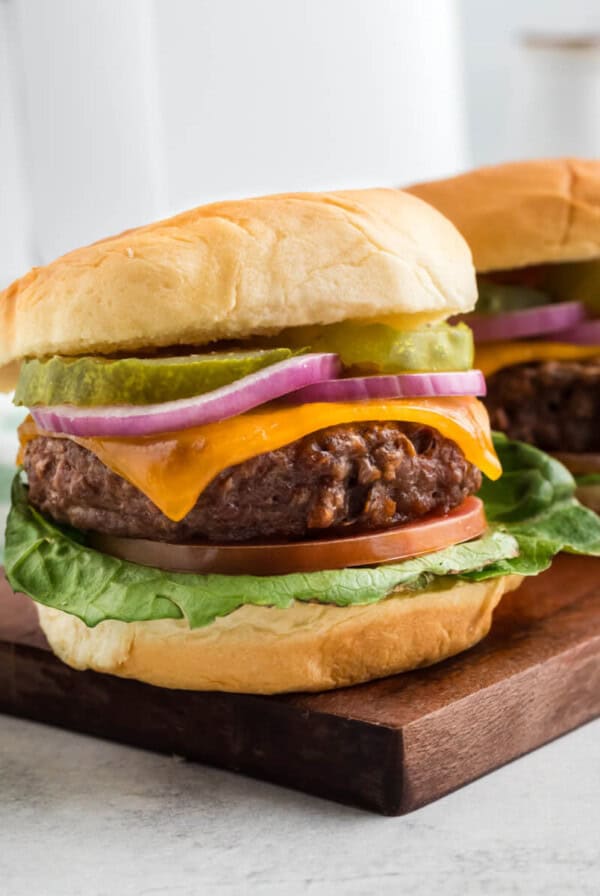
460;0;600;166
506;33;600;158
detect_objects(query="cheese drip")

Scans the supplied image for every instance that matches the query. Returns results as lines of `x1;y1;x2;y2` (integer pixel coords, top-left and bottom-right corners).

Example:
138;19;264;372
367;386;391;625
476;341;600;378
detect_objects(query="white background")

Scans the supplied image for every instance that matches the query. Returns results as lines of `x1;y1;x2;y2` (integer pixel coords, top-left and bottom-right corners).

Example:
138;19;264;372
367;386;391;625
1;0;467;284
1;6;599;892
2;0;600;289
462;0;600;165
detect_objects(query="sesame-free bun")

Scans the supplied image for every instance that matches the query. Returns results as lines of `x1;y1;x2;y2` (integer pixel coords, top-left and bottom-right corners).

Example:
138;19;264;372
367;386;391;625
0;188;477;391
406;158;600;273
37;575;520;694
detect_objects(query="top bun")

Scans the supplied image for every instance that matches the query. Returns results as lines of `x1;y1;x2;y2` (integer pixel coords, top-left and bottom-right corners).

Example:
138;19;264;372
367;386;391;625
0;188;475;390
407;158;600;273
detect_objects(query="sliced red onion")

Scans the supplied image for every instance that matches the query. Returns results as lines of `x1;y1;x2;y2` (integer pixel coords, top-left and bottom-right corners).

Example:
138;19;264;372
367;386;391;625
463;301;586;343
31;354;341;437
288;370;486;403
554;319;600;346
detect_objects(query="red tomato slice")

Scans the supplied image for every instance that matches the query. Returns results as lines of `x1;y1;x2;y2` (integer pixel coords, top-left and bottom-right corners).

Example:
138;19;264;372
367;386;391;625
90;496;487;576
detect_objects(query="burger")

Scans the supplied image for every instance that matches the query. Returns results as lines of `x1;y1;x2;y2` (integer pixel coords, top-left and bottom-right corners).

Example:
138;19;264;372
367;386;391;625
407;158;600;510
2;188;598;694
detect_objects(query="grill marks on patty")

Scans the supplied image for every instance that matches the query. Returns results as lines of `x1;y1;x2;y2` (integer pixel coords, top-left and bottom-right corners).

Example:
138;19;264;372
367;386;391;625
24;422;482;544
485;358;600;453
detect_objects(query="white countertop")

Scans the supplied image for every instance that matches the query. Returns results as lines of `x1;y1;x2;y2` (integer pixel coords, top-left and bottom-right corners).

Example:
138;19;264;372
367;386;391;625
1;714;598;896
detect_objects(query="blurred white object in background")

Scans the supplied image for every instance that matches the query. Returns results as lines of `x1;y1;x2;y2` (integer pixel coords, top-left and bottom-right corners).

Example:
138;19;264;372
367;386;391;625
0;396;23;556
9;0;168;269
0;2;32;286
460;0;600;167
0;0;468;284
0;396;22;462
154;0;468;212
506;33;600;159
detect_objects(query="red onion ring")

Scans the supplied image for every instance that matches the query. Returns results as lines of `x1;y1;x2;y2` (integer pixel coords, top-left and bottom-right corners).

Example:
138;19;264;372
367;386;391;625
461;301;586;343
554;319;600;346
31;354;341;437
288;370;486;403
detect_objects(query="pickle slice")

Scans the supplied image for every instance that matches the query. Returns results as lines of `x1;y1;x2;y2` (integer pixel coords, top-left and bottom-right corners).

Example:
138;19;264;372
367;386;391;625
543;259;600;313
476;277;550;314
14;348;295;407
268;321;474;374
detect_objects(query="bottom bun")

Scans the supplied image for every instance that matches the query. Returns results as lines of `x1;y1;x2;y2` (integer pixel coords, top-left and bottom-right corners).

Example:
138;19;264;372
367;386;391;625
37;575;522;694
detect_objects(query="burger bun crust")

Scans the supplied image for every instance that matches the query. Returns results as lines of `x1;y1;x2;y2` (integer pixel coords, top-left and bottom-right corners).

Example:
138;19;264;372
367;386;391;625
38;575;521;694
407;158;600;272
0;188;477;390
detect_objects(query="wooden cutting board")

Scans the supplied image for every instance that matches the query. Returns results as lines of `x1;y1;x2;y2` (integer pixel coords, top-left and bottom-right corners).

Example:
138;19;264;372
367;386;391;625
1;555;599;815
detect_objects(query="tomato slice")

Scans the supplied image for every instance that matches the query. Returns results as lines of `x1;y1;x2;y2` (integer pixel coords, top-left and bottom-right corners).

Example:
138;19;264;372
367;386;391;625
90;496;487;576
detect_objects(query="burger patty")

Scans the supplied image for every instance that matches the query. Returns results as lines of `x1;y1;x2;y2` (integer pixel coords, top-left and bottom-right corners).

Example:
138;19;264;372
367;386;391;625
24;422;481;544
485;358;600;453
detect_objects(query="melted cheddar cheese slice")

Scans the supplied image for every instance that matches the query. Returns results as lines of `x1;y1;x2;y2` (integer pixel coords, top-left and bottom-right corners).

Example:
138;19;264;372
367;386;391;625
19;397;500;521
476;341;600;378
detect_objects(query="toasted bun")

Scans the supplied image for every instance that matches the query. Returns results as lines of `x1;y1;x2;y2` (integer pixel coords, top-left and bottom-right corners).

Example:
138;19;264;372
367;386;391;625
406;158;600;273
37;575;521;694
0;188;476;391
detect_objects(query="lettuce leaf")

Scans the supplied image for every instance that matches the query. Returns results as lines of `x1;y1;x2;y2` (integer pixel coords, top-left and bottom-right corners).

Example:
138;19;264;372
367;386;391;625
4;433;600;628
463;433;600;579
575;473;600;487
477;434;574;522
4;475;519;628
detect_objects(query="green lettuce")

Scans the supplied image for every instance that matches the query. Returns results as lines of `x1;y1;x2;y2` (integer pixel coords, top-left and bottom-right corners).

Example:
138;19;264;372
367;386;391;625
575;473;600;488
4;434;600;628
464;434;600;579
4;476;519;628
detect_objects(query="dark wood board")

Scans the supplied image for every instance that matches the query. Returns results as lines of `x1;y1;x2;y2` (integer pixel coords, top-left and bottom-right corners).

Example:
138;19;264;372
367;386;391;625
1;555;599;815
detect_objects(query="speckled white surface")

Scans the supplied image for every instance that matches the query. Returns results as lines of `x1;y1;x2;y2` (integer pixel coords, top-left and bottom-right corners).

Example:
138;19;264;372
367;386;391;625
1;715;598;896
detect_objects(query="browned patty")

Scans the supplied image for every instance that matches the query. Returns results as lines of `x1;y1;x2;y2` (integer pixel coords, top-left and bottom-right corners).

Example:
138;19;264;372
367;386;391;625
485;358;600;453
24;422;481;543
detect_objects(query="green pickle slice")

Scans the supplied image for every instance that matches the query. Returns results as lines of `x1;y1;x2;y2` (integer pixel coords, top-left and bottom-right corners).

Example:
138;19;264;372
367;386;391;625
475;277;550;314
543;259;600;314
15;348;295;407
270;321;474;374
16;320;475;408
